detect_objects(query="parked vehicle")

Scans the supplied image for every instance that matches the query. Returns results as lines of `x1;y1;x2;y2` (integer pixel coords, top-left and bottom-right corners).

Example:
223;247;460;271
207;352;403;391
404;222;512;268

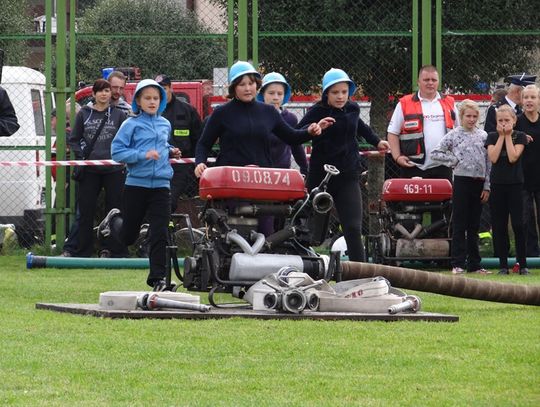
0;66;48;247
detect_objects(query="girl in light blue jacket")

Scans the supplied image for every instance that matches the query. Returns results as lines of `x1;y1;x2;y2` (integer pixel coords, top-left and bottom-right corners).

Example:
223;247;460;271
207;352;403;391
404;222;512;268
107;79;180;291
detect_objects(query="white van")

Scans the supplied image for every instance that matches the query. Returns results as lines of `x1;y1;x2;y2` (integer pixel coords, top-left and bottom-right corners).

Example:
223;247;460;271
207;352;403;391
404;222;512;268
0;66;49;246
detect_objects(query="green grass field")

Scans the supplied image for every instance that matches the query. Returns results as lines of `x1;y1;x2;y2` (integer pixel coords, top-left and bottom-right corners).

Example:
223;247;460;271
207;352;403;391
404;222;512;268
1;254;539;406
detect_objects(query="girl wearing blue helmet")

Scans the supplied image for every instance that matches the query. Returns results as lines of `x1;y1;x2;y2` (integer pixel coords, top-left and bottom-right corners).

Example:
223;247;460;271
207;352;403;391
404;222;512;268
257;72;309;176
194;61;334;178
105;79;181;291
297;68;390;261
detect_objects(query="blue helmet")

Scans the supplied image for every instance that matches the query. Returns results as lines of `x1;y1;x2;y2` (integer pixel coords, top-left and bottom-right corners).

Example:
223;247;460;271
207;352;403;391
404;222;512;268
228;61;261;83
322;68;357;96
256;72;292;104
131;79;167;114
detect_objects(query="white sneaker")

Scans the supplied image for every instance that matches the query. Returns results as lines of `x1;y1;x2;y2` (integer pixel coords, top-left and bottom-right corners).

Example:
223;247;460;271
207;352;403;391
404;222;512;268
451;267;465;274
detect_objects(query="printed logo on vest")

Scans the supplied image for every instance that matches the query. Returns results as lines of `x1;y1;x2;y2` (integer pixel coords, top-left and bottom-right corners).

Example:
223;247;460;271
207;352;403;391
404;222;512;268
403;120;420;130
174;129;190;136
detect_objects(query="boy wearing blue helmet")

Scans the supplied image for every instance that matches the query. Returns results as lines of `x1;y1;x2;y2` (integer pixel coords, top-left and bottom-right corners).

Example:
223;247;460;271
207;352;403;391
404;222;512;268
297;68;390;261
103;79;181;291
257;72;308;176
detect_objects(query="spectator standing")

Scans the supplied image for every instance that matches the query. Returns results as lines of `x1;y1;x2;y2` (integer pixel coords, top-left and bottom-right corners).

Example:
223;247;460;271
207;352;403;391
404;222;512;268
486;105;529;275
516;84;540;257
107;71;132;115
431;100;491;274
387;65;458;181
257;72;309;176
484;74;536;133
297;68;390;262
68;79;127;258
0;85;19;136
155;74;203;211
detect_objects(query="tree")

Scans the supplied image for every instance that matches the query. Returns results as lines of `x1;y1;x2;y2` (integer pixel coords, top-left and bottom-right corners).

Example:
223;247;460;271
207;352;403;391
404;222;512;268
76;0;226;83
0;0;30;66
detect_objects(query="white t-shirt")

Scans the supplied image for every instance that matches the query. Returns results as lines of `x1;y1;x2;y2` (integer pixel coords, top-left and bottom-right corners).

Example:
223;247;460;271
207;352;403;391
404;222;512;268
387;92;458;171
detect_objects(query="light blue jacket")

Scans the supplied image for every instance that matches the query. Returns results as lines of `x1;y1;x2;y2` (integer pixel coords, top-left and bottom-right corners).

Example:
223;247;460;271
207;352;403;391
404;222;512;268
112;112;173;188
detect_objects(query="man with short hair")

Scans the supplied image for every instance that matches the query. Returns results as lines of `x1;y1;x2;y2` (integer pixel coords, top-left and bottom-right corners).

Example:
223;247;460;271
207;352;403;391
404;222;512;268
484;73;536;133
155;74;203;212
107;71;132;115
0;85;20;136
387;65;458;181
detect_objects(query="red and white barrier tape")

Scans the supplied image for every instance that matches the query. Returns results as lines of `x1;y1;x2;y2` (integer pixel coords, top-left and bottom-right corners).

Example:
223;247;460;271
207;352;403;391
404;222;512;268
0;150;386;167
0;157;214;167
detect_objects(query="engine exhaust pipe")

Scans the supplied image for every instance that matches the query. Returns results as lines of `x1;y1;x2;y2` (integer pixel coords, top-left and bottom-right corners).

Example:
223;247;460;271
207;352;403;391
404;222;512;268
341;261;540;306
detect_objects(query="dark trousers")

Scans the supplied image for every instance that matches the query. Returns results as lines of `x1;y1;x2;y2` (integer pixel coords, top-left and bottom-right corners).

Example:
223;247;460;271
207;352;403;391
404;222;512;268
309;171;365;262
523;190;540;257
75;170;125;257
400;165;452;182
170;164;198;212
451;176;484;271
489;184;527;269
121;186;171;286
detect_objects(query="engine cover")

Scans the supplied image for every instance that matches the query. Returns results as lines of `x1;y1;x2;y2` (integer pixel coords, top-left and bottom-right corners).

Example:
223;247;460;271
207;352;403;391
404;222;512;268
199;166;306;202
382;178;452;202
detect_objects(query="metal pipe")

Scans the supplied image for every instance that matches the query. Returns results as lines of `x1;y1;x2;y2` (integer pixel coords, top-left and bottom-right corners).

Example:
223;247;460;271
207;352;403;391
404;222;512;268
341;261;540;306
138;293;211;312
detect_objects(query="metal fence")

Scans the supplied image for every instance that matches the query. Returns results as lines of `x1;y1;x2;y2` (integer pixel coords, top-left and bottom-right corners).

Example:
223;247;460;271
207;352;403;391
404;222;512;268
0;0;539;254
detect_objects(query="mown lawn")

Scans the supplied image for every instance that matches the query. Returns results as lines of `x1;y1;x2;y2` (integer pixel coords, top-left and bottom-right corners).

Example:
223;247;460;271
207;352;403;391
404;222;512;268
0;254;538;406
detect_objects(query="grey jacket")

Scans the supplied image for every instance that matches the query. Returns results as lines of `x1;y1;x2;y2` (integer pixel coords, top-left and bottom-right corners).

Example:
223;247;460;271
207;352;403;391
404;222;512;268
431;126;491;190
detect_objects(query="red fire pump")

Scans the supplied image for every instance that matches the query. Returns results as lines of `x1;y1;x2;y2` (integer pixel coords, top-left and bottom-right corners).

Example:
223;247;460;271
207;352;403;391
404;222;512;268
368;178;453;265
181;164;342;304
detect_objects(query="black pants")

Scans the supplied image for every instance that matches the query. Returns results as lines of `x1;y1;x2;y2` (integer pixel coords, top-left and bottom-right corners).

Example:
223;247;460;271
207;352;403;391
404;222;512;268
400;165;452;182
451;176;484;271
523;189;540;257
75;170;125;257
489;183;527;269
170;164;198;212
309;171;365;262
121;186;171;286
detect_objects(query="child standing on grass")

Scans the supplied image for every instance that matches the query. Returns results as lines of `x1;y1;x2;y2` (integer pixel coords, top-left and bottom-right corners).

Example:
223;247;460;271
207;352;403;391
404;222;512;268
485;104;529;275
431;99;491;274
296;68;390;262
102;79;181;291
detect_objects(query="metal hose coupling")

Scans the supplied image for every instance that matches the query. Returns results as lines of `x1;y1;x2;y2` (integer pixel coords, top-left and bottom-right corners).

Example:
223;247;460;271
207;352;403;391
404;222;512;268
388;295;421;314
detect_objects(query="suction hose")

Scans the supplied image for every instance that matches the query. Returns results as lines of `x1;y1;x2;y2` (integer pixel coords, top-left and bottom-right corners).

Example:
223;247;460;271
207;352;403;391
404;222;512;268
341;261;540;306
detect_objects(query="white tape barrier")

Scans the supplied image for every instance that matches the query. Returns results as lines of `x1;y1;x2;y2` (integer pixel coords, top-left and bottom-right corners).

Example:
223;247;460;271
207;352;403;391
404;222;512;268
0;150;387;167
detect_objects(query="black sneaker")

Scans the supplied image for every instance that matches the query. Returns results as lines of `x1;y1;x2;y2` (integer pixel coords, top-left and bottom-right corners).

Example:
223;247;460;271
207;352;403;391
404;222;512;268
519;268;530;275
97;208;121;238
498;268;509;275
152;279;167;292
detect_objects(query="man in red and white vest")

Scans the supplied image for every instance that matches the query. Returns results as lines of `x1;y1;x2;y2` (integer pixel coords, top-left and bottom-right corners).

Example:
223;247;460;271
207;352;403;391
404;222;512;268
387;65;458;181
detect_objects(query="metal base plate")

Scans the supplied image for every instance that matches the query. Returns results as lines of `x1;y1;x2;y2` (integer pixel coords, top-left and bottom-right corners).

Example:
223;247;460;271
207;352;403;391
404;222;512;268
35;303;458;322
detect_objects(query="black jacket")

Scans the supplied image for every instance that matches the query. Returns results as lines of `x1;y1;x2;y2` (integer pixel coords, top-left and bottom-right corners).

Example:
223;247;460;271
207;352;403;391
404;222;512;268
297;100;381;179
162;97;202;158
0;86;20;136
